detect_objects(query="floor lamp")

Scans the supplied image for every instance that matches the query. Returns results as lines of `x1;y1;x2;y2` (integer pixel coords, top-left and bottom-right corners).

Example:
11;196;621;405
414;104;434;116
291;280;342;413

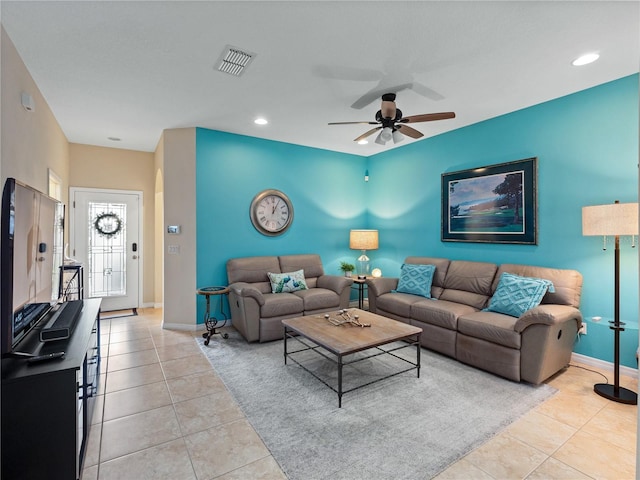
582;200;638;405
349;229;379;277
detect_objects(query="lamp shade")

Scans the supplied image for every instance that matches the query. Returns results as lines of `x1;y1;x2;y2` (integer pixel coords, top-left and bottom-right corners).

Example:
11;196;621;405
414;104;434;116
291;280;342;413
582;202;639;236
392;130;404;144
349;229;379;250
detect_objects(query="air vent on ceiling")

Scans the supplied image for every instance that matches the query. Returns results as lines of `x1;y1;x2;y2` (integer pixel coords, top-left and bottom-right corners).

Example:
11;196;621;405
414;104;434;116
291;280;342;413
216;45;255;77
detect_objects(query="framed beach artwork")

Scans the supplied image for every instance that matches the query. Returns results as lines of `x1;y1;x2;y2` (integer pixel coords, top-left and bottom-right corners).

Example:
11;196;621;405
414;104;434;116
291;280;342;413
441;157;538;244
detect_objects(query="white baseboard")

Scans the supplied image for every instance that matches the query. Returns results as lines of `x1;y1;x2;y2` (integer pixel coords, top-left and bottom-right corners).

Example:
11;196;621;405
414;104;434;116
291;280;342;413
571;352;638;378
153;302;163;309
161;322;204;332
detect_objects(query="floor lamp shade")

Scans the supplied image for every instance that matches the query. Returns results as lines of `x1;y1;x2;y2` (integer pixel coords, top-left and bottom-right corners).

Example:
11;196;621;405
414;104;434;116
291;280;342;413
582;202;638;236
349;230;379;276
581;201;638;405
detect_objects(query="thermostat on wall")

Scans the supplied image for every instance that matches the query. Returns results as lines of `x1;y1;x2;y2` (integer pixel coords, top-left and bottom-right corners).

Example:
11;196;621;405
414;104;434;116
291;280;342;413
167;225;181;235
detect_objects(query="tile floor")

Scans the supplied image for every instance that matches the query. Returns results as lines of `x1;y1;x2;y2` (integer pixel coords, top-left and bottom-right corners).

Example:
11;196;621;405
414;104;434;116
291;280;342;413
82;308;637;480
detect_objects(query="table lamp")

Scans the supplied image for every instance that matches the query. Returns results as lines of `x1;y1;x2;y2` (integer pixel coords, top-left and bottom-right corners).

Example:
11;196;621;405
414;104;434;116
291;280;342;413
582;200;638;405
349;229;379;277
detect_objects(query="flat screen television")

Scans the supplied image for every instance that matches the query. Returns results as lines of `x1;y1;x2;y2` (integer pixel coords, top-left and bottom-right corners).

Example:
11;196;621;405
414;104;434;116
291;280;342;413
1;178;65;356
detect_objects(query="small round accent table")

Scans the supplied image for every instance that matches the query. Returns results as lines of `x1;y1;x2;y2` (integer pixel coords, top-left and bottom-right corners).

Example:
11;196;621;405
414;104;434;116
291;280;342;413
197;286;230;345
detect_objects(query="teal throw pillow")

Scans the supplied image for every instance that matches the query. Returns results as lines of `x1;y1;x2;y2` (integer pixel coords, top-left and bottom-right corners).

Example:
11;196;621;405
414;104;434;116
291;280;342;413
267;269;308;293
486;272;555;317
393;263;435;298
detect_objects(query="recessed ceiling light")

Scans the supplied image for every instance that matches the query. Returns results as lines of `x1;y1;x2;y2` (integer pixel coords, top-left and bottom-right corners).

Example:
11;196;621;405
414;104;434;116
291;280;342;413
107;137;121;142
357;139;368;145
572;53;599;66
254;118;268;125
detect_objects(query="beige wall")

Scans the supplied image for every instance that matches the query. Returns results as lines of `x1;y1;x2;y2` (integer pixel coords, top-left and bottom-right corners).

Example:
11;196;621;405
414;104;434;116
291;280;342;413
2;25;197;326
154;134;165;308
160;128;197;329
69;143;155;307
1;26;69;201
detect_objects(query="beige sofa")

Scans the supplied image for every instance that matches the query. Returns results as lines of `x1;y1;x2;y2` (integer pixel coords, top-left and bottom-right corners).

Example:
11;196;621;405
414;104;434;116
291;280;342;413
366;257;583;384
227;254;353;342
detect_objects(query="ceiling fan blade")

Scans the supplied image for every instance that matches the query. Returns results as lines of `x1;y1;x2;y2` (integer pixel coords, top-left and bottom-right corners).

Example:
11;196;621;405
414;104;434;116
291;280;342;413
328;121;379;125
396;125;423;139
411;82;445;102
400;112;456;123
354;127;382;142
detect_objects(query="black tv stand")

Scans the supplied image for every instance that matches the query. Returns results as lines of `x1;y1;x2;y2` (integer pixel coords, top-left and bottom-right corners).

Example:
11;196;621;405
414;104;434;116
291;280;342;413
3;350;35;358
1;298;101;480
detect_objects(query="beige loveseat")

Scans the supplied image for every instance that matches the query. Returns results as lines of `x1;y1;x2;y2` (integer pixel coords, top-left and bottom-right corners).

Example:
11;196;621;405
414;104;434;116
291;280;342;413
366;257;583;384
227;254;353;342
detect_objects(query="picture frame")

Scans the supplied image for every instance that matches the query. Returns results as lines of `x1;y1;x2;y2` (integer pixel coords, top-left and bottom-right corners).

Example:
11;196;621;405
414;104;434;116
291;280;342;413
441;157;538;244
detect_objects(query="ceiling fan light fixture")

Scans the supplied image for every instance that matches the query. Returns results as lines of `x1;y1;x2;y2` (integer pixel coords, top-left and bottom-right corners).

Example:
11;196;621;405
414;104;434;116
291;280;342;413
380;127;393;143
392;130;404;144
374;131;386;145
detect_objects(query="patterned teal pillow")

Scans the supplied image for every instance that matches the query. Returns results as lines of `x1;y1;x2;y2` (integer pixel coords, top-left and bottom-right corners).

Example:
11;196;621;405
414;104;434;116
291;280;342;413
486;272;555;317
267;269;308;293
393;263;436;298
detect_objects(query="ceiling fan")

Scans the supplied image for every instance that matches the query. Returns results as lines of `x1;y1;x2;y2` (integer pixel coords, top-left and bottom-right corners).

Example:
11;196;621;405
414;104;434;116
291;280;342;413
328;93;455;145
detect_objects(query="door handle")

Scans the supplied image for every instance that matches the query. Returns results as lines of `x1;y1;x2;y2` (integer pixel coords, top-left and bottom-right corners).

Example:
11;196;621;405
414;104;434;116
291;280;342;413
132;242;138;252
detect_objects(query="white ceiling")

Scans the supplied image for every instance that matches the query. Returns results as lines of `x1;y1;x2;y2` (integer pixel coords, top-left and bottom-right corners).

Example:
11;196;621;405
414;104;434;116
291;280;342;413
2;1;639;156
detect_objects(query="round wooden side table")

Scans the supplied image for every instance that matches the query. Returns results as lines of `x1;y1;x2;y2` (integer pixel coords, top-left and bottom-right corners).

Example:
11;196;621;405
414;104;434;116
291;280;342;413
197;286;230;345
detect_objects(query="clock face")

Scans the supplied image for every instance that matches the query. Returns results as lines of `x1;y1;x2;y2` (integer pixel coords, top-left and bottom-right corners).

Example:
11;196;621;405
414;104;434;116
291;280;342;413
250;189;294;236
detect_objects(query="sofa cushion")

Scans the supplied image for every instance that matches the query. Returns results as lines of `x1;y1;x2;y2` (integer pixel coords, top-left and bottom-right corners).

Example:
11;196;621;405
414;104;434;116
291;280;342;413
376;292;426;318
393;263;435;298
227;256;281;283
457;311;521;349
439;260;497;309
486;272;554;317
495;264;583;308
227;256;280;294
279;254;325;279
293;288;340;311
411;299;478;330
268;269;308;293
260;293;303;318
404;257;450;298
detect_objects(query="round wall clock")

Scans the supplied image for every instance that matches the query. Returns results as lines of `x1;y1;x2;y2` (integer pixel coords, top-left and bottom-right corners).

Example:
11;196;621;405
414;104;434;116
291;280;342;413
250;189;294;236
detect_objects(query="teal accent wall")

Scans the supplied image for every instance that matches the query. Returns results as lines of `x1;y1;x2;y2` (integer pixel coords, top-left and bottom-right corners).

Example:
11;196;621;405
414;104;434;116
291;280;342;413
195;129;366;321
367;74;639;367
195;74;639;367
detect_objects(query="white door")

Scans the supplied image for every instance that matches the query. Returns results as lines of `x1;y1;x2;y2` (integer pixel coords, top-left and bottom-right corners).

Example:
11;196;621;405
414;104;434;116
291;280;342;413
70;188;141;312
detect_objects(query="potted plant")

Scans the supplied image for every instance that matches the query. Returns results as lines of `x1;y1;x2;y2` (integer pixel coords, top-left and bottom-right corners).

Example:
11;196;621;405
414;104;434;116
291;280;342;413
340;261;355;277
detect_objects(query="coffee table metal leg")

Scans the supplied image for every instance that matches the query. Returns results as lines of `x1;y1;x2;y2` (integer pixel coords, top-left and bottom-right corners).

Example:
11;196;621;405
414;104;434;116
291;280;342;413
338;355;343;408
283;327;288;365
416;333;421;378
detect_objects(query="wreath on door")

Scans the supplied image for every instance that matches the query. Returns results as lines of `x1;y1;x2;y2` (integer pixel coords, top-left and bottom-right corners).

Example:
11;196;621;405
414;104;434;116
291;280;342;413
93;212;122;238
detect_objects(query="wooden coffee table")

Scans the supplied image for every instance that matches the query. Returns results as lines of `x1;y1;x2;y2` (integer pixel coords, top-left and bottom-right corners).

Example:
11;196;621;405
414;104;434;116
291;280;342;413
282;309;422;407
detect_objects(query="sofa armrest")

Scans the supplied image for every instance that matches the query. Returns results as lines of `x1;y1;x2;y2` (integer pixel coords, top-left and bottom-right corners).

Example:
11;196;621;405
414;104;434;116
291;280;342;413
365;277;399;313
366;277;399;297
317;274;353;294
515;304;583;333
317;275;353;309
229;282;265;306
518;304;583;384
228;282;265;342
